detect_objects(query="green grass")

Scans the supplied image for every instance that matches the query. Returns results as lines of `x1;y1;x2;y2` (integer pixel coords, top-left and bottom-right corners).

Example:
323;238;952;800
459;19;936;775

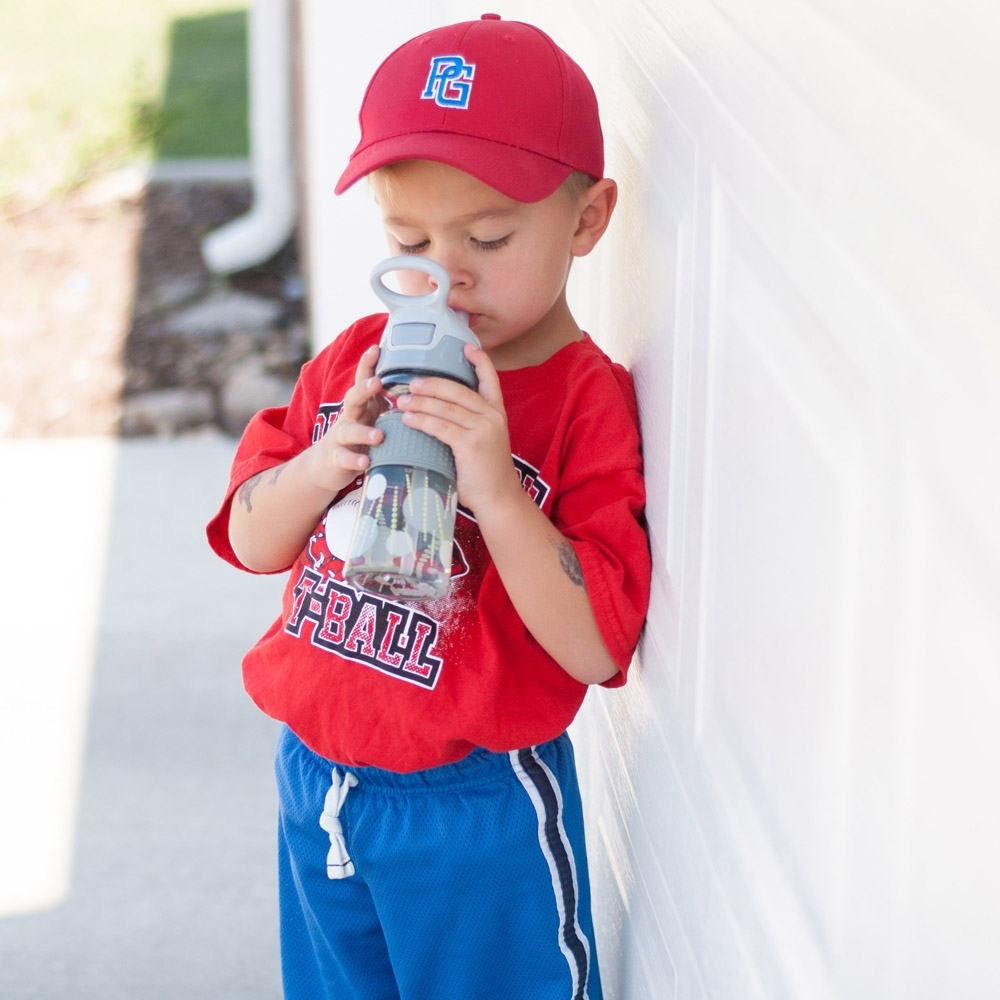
0;0;248;211
155;10;248;158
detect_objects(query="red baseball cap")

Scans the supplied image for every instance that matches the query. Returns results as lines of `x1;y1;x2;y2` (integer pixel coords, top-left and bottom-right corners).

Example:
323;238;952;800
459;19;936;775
335;14;605;203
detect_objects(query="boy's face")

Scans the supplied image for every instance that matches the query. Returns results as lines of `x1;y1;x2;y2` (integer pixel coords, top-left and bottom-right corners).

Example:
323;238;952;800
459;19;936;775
370;160;587;370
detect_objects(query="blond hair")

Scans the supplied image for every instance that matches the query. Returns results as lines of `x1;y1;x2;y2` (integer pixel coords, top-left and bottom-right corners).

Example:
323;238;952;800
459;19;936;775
370;162;599;204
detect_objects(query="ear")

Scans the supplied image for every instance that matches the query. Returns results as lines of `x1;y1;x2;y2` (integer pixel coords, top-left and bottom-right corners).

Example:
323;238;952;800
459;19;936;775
571;178;618;257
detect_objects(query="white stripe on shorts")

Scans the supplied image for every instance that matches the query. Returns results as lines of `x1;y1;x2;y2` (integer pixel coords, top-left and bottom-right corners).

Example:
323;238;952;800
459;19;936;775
510;746;591;1000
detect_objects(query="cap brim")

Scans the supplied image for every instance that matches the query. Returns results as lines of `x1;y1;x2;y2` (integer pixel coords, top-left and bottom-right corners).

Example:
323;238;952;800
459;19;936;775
334;132;575;203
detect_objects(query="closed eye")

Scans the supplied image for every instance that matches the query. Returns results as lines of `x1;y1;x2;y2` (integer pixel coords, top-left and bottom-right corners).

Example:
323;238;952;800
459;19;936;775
473;235;510;252
393;239;430;255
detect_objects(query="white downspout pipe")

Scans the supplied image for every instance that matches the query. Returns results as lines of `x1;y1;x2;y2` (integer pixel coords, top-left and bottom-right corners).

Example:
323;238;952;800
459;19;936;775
201;0;296;275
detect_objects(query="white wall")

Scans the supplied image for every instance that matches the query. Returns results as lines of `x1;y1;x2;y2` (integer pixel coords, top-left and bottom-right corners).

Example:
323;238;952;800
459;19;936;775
298;2;1000;997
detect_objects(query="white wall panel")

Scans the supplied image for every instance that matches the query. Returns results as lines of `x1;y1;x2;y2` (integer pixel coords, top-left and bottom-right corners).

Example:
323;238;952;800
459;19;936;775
575;1;1000;998
700;178;866;970
613;45;700;700
894;496;1000;999
299;3;1000;998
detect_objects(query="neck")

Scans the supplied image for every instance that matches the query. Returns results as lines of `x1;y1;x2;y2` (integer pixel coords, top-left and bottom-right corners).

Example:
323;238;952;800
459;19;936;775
488;296;583;371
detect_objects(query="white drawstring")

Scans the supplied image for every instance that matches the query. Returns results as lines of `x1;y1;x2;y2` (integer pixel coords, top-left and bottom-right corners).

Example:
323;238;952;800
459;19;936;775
320;769;358;879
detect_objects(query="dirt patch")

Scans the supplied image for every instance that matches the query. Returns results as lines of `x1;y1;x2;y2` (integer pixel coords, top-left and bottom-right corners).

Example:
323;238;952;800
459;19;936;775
0;176;304;438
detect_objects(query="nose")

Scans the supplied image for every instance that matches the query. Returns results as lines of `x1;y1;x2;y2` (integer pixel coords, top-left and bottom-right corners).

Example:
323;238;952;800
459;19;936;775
428;248;473;297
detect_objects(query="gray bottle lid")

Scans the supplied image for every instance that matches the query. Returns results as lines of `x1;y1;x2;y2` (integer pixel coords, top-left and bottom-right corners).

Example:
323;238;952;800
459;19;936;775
370;257;481;389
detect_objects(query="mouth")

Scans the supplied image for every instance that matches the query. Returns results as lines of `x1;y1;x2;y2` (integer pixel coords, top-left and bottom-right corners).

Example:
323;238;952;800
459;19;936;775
450;305;481;329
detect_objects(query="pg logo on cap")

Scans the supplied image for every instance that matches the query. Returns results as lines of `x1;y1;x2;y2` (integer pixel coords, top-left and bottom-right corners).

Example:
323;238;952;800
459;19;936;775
421;56;476;109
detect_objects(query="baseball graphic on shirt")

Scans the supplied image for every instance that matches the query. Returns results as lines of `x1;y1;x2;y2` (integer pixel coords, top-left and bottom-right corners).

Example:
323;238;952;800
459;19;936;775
305;486;362;574
309;484;470;582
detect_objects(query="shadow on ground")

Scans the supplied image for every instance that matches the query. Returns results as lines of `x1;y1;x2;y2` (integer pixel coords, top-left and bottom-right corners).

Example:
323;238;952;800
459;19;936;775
0;436;287;1000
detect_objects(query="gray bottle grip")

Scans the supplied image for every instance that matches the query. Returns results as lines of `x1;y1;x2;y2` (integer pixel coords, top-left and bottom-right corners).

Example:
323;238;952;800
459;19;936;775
367;411;456;482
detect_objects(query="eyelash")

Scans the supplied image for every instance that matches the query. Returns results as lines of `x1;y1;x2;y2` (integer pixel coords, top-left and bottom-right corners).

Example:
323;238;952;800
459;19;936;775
393;236;511;255
473;235;510;252
395;240;429;255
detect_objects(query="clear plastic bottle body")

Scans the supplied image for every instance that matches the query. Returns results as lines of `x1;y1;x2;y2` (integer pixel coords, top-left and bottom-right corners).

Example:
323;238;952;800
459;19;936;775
343;406;459;601
344;452;458;600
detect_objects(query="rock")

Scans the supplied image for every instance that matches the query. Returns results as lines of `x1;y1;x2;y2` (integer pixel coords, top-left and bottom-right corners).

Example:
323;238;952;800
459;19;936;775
134;275;207;318
163;287;283;339
220;357;296;436
119;387;216;437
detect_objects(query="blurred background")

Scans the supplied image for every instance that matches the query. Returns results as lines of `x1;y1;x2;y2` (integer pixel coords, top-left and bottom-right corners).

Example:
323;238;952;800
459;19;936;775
0;2;294;997
0;0;307;441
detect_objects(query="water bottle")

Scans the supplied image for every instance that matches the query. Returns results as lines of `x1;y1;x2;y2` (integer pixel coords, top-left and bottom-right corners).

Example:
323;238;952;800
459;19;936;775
343;257;480;600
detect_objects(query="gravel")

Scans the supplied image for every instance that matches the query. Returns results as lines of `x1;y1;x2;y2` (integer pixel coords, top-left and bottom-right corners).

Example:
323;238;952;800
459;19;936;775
0;174;307;439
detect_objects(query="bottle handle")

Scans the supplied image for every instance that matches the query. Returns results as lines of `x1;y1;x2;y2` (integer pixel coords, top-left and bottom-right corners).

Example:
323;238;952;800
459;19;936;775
370;257;450;313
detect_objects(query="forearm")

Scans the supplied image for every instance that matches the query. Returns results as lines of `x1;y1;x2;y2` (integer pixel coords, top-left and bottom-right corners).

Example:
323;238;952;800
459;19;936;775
229;348;387;572
475;484;619;686
228;448;351;573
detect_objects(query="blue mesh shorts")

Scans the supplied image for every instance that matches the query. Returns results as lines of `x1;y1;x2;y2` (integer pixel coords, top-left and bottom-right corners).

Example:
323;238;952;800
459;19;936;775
275;725;603;1000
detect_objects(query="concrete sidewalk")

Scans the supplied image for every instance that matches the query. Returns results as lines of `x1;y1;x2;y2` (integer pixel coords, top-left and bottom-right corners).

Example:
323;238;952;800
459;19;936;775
0;434;285;999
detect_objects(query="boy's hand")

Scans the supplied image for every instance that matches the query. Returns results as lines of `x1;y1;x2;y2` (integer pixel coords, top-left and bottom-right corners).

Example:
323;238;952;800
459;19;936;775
229;344;386;573
395;344;521;514
398;343;619;684
306;344;386;493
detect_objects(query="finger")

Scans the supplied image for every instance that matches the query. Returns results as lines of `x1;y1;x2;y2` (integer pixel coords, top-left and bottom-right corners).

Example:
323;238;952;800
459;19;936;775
398;397;476;433
354;343;380;382
341;346;381;410
400;395;509;450
335;445;373;472
343;374;384;422
396;378;497;433
324;419;383;473
406;375;492;417
336;420;383;449
464;344;504;409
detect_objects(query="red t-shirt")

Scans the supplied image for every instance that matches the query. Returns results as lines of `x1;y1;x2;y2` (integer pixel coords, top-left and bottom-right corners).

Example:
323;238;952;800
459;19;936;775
207;314;650;772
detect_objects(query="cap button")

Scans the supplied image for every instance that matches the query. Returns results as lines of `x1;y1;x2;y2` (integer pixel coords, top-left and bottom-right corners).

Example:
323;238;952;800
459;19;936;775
481;12;502;19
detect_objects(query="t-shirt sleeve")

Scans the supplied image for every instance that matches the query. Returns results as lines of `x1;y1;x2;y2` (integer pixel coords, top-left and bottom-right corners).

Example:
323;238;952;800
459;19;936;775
205;402;310;571
552;362;651;686
204;317;381;572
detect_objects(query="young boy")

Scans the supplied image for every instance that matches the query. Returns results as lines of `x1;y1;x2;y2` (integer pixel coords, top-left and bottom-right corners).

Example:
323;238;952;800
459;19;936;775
207;14;650;1000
